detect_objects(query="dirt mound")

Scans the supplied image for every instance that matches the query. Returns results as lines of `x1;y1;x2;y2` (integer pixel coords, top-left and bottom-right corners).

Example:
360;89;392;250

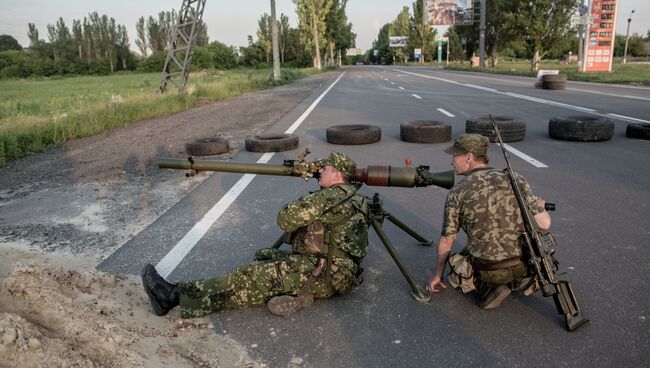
0;263;259;368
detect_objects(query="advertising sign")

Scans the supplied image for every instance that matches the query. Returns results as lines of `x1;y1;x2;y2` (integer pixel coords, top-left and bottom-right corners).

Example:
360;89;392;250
583;0;618;72
425;0;474;26
389;36;408;48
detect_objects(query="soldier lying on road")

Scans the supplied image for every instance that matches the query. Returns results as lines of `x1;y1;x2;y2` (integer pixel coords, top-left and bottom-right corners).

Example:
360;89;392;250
142;151;370;317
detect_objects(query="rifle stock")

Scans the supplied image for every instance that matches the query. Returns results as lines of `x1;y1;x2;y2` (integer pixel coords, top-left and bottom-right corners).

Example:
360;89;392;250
488;114;588;331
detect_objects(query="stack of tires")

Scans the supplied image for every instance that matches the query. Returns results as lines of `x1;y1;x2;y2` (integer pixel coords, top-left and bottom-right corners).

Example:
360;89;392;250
542;74;567;90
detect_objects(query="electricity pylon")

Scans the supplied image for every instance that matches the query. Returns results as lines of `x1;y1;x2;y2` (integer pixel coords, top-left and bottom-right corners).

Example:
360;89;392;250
159;0;207;93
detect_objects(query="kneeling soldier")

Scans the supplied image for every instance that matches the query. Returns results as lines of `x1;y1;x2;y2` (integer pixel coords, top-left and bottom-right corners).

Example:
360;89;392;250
424;134;551;308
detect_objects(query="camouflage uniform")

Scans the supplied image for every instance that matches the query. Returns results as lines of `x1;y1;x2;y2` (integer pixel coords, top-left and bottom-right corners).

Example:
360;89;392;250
177;152;369;318
442;167;544;290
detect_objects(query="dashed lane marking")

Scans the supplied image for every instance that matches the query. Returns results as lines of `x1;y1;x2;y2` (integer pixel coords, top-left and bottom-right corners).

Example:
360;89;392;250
437;108;454;117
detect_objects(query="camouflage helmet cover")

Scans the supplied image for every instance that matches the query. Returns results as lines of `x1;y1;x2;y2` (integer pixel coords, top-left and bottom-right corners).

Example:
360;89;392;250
444;133;490;157
314;151;357;178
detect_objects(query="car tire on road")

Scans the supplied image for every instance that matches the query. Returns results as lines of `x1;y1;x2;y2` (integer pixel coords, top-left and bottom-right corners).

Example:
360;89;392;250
245;133;299;152
548;116;615;142
326;124;381;145
625;123;650;140
185;137;230;156
400;120;451;143
465;116;526;142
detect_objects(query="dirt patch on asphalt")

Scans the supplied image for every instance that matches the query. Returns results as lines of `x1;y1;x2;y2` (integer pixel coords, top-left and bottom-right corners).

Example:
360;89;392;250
0;71;336;367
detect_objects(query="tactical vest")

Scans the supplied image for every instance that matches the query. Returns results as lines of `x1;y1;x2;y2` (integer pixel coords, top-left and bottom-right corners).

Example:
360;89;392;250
292;188;369;261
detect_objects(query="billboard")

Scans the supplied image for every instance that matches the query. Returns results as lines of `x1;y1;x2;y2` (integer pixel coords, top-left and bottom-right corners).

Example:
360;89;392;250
425;0;474;26
389;36;409;47
583;0;618;72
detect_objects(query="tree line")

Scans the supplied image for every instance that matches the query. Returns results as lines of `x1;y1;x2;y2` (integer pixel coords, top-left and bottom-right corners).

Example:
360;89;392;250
368;0;649;69
0;1;356;79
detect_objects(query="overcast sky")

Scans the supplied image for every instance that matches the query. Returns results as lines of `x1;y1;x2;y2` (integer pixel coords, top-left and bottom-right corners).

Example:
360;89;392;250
0;0;647;52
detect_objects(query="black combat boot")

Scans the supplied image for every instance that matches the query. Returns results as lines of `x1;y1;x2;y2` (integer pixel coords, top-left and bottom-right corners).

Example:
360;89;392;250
478;284;511;310
141;263;180;316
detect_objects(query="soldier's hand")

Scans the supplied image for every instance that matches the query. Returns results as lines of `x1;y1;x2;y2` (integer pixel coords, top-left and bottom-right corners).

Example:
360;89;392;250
414;166;433;187
426;275;447;293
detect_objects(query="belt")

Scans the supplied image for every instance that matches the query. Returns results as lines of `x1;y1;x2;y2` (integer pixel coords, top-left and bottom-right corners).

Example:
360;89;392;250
472;256;524;271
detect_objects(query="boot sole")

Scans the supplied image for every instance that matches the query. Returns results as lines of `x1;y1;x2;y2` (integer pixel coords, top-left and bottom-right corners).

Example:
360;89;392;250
267;294;314;316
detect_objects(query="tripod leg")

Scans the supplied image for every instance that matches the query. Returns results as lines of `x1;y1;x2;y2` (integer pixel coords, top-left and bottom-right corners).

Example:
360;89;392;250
370;218;431;303
385;212;432;246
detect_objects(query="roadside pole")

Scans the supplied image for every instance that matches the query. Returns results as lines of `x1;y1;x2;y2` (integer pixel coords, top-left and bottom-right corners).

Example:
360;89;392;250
271;0;281;81
478;0;480;68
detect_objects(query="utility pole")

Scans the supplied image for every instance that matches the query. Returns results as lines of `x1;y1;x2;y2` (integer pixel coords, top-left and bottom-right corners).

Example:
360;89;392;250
623;9;635;64
159;0;207;93
578;0;586;66
478;0;480;68
271;0;281;80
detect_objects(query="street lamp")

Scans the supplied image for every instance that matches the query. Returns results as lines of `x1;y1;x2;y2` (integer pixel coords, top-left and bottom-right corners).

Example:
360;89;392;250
623;9;635;64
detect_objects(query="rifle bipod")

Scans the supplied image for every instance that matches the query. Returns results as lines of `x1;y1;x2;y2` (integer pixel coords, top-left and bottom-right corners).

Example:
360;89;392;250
367;193;432;303
270;193;432;303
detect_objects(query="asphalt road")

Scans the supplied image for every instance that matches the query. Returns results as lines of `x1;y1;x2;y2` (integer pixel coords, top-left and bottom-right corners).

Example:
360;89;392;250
100;66;650;367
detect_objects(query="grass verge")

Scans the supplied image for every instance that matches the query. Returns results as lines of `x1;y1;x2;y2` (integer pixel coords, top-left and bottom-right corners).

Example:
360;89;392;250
444;60;650;85
0;68;320;166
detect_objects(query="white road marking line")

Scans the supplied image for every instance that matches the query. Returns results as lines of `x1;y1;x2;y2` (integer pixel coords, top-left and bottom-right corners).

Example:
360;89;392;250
390;82;395;85
622;95;650;102
437;108;455;117
607;113;650;124
412;94;422;99
464;83;498;92
504;92;596;112
156;71;347;278
389;68;647;119
399;86;405;90
500;143;548;168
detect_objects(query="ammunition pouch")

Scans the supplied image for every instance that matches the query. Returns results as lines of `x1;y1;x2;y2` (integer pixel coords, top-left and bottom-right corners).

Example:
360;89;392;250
472;256;528;286
472;256;524;271
292;220;328;256
447;252;476;293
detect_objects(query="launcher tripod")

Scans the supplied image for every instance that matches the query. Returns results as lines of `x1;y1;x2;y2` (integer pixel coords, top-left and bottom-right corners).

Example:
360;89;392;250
272;192;432;303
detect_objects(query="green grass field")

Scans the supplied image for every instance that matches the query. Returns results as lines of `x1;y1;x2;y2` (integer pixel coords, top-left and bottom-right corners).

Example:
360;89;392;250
444;60;650;85
0;68;319;166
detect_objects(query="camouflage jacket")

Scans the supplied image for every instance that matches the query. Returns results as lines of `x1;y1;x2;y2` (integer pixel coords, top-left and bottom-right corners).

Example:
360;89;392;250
276;184;369;261
442;168;544;262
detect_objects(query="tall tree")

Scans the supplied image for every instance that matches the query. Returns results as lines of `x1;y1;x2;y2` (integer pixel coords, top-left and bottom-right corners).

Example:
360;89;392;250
194;19;209;46
72;20;83;59
512;0;577;70
27;23;40;48
256;13;272;62
135;17;148;57
294;0;333;69
116;24;130;69
278;13;290;63
325;0;354;66
409;0;436;62
0;35;22;51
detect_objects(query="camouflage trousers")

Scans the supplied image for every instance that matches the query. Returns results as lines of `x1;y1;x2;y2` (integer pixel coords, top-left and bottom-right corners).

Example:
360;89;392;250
177;253;357;318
